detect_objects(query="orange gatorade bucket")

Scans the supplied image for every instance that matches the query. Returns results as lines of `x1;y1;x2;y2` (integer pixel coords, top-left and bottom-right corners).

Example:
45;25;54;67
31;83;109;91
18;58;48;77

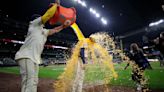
49;5;76;27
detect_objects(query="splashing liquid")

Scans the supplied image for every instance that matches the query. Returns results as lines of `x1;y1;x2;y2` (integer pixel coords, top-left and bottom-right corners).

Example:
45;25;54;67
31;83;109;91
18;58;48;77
54;23;118;92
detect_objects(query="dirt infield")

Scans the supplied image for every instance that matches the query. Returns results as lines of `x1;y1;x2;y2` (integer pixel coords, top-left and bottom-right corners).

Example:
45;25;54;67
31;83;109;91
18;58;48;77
0;72;163;92
0;72;55;92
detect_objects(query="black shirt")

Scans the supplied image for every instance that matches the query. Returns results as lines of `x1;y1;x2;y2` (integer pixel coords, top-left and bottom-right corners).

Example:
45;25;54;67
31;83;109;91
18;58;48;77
130;49;147;68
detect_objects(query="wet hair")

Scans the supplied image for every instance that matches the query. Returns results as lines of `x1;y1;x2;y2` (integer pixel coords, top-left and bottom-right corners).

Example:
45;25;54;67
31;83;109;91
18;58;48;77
130;43;139;51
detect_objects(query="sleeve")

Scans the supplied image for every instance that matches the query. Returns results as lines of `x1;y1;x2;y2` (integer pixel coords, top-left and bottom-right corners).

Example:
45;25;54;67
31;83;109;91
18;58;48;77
128;51;134;60
139;49;144;55
30;17;42;26
139;49;146;58
43;28;50;37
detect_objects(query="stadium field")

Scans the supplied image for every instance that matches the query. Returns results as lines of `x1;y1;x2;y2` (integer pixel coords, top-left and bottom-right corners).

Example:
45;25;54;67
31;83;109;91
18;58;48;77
0;62;164;89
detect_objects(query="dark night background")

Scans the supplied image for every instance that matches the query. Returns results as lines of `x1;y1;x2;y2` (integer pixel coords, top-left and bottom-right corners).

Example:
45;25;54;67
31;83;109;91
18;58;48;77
0;0;164;57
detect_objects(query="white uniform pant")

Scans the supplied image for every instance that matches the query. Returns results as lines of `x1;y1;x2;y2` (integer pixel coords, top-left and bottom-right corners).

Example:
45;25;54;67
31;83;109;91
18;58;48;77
17;58;39;92
72;61;85;92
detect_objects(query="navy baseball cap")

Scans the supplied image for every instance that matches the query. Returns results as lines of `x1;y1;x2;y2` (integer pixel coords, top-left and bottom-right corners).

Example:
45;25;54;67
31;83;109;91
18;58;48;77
30;14;41;21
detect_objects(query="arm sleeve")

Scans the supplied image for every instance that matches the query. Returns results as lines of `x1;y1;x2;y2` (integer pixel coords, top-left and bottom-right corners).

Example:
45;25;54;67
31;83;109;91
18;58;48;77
128;52;134;60
41;3;58;24
43;28;50;37
139;49;146;58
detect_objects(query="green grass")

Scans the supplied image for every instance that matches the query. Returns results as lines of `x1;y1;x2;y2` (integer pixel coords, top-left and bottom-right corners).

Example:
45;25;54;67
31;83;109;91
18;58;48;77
0;67;20;75
0;62;164;89
39;65;65;79
0;65;65;79
110;62;164;89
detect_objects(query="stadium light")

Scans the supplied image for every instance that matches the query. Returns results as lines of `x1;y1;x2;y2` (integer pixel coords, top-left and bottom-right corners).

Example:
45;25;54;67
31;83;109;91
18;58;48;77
89;8;93;12
81;2;87;7
73;0;108;25
102;5;105;8
89;8;100;17
89;8;96;14
101;17;107;25
77;0;82;3
92;10;96;14
73;0;78;2
74;0;87;7
149;19;164;27
95;13;100;18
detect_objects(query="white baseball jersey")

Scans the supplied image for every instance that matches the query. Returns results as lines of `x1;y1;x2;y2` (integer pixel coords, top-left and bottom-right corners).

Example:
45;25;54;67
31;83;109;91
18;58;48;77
15;17;49;64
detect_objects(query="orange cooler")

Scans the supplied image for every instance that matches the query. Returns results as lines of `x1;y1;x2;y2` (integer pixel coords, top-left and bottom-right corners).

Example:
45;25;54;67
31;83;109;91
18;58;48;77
49;5;76;27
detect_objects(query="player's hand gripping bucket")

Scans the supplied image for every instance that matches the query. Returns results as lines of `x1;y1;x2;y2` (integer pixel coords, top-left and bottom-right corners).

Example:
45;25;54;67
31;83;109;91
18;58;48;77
49;4;76;27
